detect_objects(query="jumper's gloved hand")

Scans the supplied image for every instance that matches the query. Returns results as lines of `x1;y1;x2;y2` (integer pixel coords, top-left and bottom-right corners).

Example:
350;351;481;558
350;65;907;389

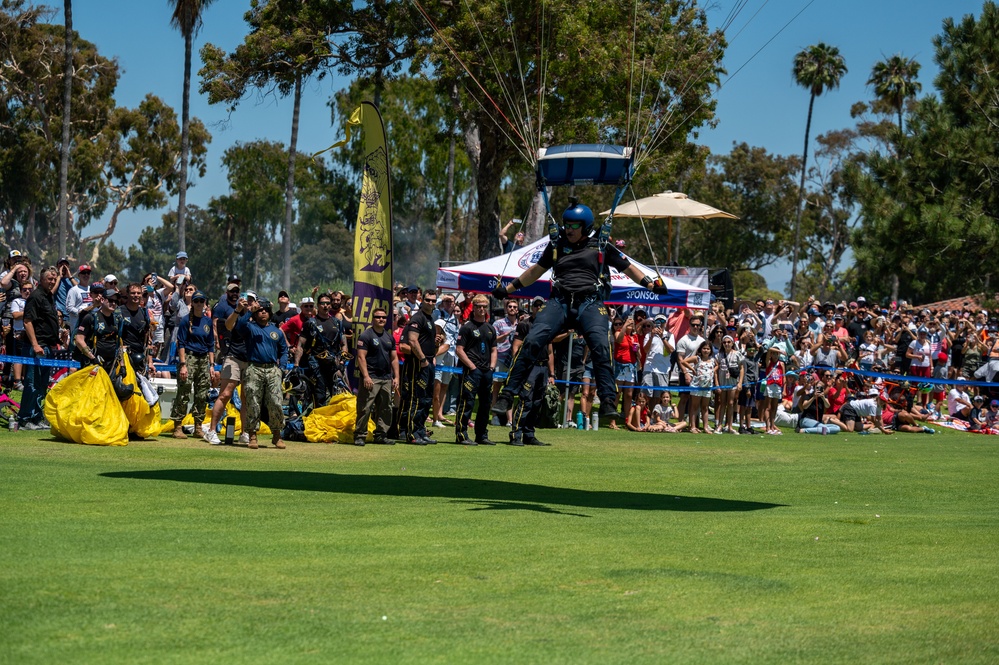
641;274;669;295
491;284;509;300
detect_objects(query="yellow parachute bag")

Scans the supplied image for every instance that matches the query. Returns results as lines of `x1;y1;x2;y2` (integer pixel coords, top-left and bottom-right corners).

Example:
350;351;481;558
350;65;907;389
304;392;370;443
161;390;270;437
119;354;162;439
45;366;129;446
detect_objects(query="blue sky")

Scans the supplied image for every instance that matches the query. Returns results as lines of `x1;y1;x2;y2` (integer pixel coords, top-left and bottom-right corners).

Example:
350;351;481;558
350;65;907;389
73;0;985;288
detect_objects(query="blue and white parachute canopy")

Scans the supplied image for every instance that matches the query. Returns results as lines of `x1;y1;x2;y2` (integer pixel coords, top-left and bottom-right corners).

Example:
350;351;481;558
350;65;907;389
436;237;710;310
536;144;634;187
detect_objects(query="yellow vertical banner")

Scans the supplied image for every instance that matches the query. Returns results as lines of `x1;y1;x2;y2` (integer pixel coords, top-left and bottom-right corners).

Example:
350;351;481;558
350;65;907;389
339;102;394;335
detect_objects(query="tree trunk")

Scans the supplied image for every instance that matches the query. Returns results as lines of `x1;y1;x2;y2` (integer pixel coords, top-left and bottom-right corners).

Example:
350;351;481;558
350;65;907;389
282;75;302;292
526;189;546;242
443;126;455;263
58;0;73;259
790;93;815;301
177;29;193;253
476;127;502;260
462;175;475;262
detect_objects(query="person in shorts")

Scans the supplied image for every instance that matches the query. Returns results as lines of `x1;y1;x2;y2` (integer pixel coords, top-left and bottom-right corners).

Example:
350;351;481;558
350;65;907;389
737;332;760;434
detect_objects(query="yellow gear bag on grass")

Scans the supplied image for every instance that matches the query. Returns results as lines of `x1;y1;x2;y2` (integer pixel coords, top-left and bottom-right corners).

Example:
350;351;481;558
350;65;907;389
160;387;271;437
303;393;370;443
44;366;129;446
119;354;162;439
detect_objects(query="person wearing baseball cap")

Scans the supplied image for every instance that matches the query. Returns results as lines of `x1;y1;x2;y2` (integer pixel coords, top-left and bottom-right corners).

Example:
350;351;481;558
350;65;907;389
279;296;314;349
170;289;217;439
65;264;94;333
227;293;287;449
168;251;191;286
205;282;251;445
271;290;293;325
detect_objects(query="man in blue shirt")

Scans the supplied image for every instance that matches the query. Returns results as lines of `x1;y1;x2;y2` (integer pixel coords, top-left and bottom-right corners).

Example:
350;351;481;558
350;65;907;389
228;297;288;449
171;291;219;439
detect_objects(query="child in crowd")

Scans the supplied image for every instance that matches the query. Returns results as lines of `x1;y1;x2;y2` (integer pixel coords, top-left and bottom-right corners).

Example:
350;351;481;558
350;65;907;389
761;346;785;435
683;341;718;434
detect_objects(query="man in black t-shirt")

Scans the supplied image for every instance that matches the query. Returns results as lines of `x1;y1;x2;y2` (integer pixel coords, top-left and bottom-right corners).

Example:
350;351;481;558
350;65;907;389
117;283;153;376
491;203;668;422
294;293;347;408
18;267;60;429
74;288;123;374
454;295;497;445
355;308;398;445
399;290;442;445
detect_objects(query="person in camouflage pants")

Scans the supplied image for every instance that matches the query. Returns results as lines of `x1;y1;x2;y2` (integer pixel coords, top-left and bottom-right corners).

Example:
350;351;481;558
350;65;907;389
228;296;289;448
243;364;285;439
171;354;214;430
171;292;218;439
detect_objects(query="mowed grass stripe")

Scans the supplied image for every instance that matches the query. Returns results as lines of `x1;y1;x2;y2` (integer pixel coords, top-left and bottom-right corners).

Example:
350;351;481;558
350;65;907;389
1;427;997;664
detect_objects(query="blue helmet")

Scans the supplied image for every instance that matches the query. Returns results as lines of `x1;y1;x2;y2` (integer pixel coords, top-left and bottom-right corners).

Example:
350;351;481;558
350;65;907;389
562;204;594;231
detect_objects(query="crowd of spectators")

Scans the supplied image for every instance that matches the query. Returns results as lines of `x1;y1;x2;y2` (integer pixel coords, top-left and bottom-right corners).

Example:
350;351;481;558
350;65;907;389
4;246;999;440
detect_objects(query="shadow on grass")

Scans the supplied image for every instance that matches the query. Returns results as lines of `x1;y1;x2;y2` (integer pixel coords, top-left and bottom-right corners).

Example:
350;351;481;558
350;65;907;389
101;469;786;513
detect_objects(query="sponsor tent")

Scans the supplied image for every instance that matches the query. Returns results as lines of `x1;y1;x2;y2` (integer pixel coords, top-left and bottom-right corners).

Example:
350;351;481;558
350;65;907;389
436;238;710;310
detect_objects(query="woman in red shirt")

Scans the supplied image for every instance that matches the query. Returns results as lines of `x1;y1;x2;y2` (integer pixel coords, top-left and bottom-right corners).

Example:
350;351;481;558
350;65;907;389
610;316;639;430
821;370;849;430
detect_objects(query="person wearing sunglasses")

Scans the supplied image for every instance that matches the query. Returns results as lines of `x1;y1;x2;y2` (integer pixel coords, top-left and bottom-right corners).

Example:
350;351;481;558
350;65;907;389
170;290;218;440
355;308;399;446
454;295;499;445
490;202;668;423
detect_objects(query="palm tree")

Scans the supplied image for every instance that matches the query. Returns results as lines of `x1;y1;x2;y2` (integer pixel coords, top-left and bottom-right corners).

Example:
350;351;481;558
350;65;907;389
869;54;921;133
58;0;73;258
169;0;216;253
789;43;847;300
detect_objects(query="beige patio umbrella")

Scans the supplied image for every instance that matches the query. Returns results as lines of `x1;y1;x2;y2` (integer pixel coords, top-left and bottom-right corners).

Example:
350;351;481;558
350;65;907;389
602;191;738;263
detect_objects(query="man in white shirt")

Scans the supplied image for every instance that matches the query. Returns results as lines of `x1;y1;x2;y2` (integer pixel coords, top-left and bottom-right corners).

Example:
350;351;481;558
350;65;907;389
432;294;460;427
839;388;889;433
946;383;972;420
673;312;706;423
65;264;93;333
642;314;674;399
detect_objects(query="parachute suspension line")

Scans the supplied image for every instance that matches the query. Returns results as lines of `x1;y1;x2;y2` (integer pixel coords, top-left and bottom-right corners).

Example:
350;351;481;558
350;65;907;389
411;0;533;159
459;81;535;166
625;0;638;150
628;184;661;269
628;2;736;165
497;0;538;157
633;0;753;167
536;0;549;151
458;0;536;157
635;0;815;170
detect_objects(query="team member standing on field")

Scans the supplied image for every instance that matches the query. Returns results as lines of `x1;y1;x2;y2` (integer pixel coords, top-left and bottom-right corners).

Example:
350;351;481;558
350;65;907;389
354;308;398;446
171;291;218;440
400;290;442;445
228;298;288;449
206;283;250;445
454;295;498;446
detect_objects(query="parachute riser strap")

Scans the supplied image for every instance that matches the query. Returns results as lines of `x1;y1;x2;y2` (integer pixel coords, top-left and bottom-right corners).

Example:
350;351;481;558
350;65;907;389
597;179;632;261
536;175;560;244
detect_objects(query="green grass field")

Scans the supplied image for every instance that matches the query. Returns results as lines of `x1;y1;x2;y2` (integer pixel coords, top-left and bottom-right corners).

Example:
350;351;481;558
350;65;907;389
1;424;997;664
